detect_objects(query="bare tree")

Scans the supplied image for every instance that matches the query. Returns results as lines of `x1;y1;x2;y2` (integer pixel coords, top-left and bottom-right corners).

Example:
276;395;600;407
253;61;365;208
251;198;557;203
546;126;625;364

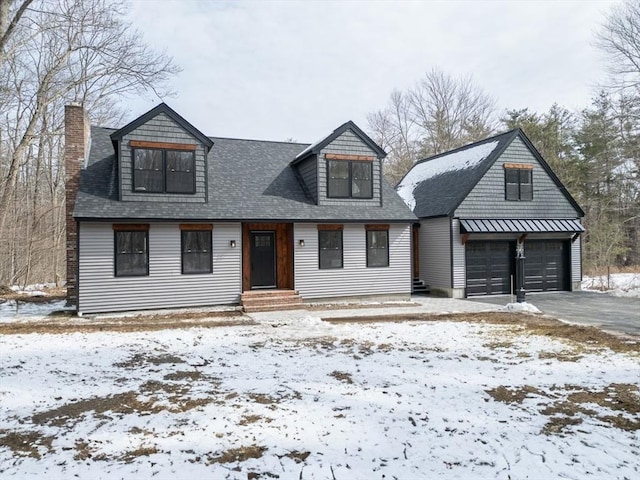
0;0;179;286
367;68;497;185
410;69;497;157
597;0;640;93
367;89;417;185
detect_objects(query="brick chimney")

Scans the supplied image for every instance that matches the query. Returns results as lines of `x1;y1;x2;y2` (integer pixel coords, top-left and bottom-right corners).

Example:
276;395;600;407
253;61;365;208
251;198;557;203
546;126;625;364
65;104;90;309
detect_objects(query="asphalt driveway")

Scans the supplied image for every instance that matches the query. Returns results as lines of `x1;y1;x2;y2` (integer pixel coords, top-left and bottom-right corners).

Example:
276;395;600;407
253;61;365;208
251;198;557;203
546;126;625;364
468;291;640;336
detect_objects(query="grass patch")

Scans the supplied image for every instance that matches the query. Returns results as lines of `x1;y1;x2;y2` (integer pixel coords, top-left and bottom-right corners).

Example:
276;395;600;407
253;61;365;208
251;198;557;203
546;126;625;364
119;446;159;463
163;370;205;381
206;445;266;464
489;382;640;434
114;353;185;369
486;385;548;404
0;430;54;459
238;415;266;427
278;450;311;463
31;379;217;427
538;351;584;362
329;370;354;384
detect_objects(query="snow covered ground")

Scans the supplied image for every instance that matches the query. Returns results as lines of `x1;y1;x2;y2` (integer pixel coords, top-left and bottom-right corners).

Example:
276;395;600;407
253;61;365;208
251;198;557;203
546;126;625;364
582;272;640;298
1;316;638;479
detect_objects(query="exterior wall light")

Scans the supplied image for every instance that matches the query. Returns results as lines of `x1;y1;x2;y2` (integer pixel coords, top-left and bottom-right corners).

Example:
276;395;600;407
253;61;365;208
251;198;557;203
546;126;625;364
298;239;305;247
229;240;236;248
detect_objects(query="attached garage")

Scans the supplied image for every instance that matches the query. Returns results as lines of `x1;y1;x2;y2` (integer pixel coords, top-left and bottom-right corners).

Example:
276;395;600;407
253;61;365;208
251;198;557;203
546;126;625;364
524;240;569;292
460;220;581;297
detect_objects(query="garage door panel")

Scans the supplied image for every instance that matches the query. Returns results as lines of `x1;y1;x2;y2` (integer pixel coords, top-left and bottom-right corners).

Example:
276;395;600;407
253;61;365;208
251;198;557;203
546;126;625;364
466;241;513;296
524;241;569;292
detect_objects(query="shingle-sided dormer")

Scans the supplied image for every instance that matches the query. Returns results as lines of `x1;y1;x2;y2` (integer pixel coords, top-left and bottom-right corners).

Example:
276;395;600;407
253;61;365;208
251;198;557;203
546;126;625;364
110;103;213;203
292;121;386;206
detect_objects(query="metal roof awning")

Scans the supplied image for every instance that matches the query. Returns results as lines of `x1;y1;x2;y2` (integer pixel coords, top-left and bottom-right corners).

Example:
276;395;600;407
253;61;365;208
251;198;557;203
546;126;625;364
460;218;585;234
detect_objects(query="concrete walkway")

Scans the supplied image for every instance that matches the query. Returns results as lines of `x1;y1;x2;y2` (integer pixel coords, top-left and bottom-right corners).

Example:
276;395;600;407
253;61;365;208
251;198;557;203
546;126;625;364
247;295;500;324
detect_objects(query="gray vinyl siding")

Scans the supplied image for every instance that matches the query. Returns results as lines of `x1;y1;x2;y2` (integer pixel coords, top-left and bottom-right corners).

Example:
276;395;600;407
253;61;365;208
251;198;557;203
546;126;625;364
318;130;382;207
451;218;467;289
572;235;582;285
419;217;451;289
455;137;578;218
78;222;241;314
296;155;318;203
119;113;207;203
294;223;411;299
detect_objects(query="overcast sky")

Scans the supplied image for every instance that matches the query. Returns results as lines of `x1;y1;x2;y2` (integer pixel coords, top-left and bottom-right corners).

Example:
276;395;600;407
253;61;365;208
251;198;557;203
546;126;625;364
126;0;620;144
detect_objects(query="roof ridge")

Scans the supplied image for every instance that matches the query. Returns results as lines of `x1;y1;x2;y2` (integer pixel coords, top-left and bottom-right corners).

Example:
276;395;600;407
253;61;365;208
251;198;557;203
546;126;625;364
413;129;519;166
209;136;310;146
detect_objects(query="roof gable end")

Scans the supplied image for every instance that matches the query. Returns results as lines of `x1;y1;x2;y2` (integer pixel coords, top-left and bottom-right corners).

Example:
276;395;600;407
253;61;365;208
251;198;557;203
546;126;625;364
110;103;214;150
292;120;386;164
513;129;585;217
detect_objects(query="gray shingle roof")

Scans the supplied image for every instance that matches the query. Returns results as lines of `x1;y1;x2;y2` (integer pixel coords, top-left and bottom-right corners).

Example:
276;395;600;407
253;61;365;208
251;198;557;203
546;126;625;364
396;130;518;218
75;127;416;222
396;129;584;218
292;120;386;163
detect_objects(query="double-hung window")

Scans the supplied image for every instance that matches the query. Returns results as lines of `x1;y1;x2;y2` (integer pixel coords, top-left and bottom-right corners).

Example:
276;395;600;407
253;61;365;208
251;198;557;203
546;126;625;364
327;160;373;198
504;164;533;201
114;225;149;276
318;226;343;269
133;145;196;194
181;226;212;274
366;225;389;267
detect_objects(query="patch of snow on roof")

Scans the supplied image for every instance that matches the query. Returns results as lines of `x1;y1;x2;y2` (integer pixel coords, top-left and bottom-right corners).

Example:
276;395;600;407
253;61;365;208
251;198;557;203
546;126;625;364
396;140;500;211
294;132;327;160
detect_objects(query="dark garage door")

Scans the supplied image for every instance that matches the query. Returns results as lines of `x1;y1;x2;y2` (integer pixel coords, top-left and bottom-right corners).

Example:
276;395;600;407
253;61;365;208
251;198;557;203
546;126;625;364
524;240;569;292
466;241;514;296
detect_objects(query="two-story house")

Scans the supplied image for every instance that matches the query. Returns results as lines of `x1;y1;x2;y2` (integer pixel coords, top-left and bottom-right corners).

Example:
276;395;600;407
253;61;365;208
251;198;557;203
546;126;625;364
396;129;585;298
65;103;416;314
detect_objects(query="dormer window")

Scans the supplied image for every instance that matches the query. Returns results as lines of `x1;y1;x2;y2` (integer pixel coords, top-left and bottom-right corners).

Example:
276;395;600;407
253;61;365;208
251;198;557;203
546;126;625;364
327;158;373;199
132;141;196;194
504;163;533;201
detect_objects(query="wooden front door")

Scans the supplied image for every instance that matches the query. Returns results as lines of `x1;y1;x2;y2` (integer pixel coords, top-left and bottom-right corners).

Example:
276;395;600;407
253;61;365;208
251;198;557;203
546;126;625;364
242;223;294;291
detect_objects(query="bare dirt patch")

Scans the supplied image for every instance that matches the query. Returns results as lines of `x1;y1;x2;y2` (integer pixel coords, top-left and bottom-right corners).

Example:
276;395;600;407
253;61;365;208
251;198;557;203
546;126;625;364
327;312;639;354
307;301;420;311
0;310;254;335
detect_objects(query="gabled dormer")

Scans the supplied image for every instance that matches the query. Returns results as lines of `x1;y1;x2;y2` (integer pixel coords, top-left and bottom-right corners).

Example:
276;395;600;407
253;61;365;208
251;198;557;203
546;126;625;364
292;121;386;206
110;103;213;203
